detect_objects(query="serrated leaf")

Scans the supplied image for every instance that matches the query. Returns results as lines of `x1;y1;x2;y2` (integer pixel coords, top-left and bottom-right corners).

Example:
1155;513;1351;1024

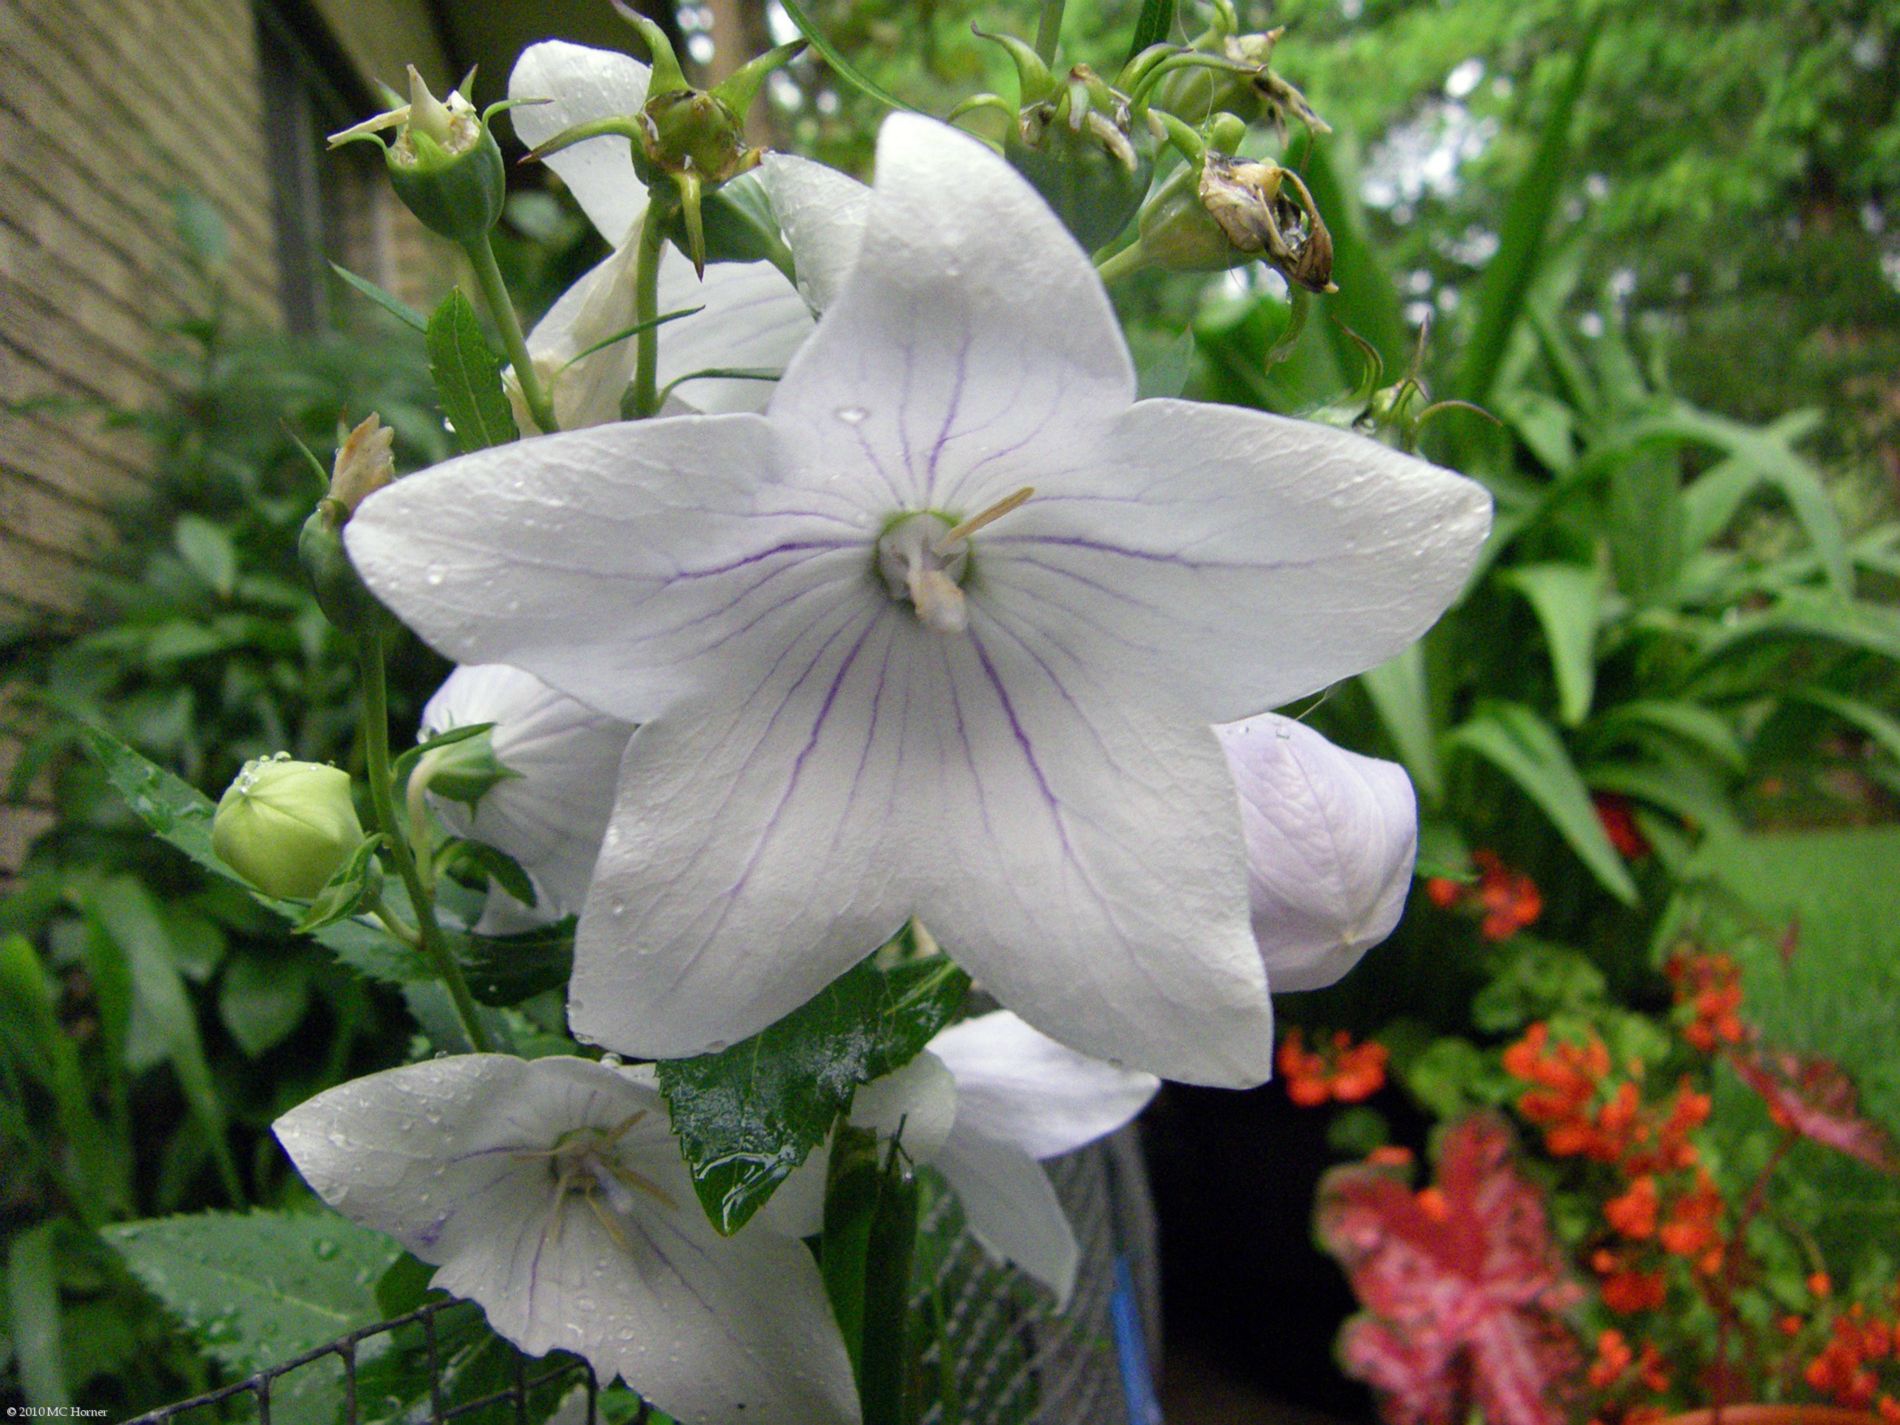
658;948;970;1235
106;1210;398;1424
453;917;575;1006
427;289;519;454
1503;563;1600;726
777;0;918;112
294;833;385;933
328;261;428;333
1447;702;1639;905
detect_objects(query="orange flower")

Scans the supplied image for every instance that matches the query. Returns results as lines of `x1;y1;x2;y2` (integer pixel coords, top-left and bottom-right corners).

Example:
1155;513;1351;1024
1658;1168;1724;1270
1666;949;1748;1053
1605;1176;1660;1240
1589;1328;1634;1389
1427;850;1544;941
1366;1144;1414;1167
1594;794;1651;860
1278;1028;1388;1107
1600;1266;1668;1314
1810;1272;1834;1299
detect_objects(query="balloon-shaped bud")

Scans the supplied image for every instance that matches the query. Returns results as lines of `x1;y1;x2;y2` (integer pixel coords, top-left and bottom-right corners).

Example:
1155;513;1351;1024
213;756;366;900
1005;64;1153;252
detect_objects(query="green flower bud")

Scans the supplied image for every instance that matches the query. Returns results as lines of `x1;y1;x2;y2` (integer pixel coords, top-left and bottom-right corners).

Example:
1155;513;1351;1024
330;68;506;241
1006;66;1153;252
1153;28;1329;141
299;500;387;635
213;756;365;900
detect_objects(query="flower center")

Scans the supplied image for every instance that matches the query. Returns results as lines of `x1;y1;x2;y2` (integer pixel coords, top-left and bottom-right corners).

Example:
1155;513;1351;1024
875;487;1033;635
519;1111;676;1249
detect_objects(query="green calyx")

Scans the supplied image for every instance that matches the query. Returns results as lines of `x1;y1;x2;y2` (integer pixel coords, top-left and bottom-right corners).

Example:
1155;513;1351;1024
299;502;389;636
529;11;804;276
331;68;507;240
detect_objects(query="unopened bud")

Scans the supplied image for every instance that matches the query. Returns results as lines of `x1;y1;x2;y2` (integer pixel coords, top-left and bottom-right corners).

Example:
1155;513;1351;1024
1155;29;1330;140
1005;65;1152;251
213;756;365;900
300;501;388;634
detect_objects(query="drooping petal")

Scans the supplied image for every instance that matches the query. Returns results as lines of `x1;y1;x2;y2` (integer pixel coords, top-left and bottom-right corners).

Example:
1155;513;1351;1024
509;41;651;246
767;114;1134;515
346;417;873;722
523;241;813;428
274;1055;859;1425
934;1126;1079;1306
928;1012;1157;1160
568;604;1275;1088
421;664;633;916
982;398;1492;723
1216;714;1418;993
758;153;872;313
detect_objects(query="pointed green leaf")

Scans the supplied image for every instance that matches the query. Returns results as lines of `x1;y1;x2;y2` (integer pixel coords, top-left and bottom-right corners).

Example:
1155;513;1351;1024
1126;0;1177;62
452;917;576;1007
1791;688;1900;768
293;833;385;933
1456;23;1600;405
426;289;519;453
1590;699;1747;773
329;261;428;333
1302;137;1408;378
1504;562;1601;725
5;1223;66;1407
1447;701;1639;905
1357;643;1443;804
776;0;918;112
658;947;969;1235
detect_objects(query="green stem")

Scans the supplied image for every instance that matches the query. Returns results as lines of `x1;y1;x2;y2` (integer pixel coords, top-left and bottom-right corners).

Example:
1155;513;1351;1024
628;196;673;420
462;232;558;436
1093;241;1152;284
356;632;493;1053
1034;0;1067;65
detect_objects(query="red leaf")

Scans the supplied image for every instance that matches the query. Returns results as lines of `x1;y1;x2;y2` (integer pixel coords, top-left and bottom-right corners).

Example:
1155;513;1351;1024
1317;1115;1583;1425
1727;1047;1899;1173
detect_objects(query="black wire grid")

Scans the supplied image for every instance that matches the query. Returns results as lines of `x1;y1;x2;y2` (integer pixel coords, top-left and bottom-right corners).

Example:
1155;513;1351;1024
121;1130;1161;1425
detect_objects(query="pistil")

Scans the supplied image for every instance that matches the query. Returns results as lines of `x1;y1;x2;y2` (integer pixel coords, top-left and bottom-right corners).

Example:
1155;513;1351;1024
877;488;1034;635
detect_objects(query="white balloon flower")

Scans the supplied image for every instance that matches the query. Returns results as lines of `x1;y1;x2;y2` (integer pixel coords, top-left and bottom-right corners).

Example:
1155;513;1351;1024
347;112;1491;1088
1217;713;1419;992
419;663;632;926
759;1010;1158;1306
506;41;866;427
273;1054;860;1425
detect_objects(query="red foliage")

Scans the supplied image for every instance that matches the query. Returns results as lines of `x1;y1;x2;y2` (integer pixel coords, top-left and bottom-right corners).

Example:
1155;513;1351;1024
1728;1048;1900;1174
1317;1115;1584;1425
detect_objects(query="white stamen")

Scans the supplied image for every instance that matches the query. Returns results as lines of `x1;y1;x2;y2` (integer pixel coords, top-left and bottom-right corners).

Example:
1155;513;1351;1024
877;516;970;634
935;486;1035;554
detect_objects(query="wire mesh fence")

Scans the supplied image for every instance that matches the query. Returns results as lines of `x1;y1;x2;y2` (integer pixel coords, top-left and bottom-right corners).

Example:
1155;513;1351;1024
120;1129;1161;1425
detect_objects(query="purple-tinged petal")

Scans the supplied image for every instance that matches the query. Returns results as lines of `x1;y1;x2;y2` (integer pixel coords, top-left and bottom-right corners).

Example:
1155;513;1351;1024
346;417;874;723
768;115;1133;514
982;399;1492;722
1217;715;1417;993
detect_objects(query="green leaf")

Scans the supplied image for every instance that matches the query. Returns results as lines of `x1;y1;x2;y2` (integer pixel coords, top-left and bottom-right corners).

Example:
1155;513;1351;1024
453;918;575;1007
1503;562;1601;725
328;261;428;333
5;1224;67;1407
1589;699;1747;773
1134;327;1197;400
667;171;796;275
1126;0;1176;61
1357;643;1443;804
1446;702;1639;905
293;832;385;933
218;952;314;1057
1302;137;1409;379
1695;590;1900;668
1456;22;1600;405
560;305;704;368
1792;688;1900;767
427;289;519;454
1606;448;1683;605
1470;939;1608;1034
776;0;918;112
447;839;538;911
657;947;970;1235
392;719;498;782
173;515;238;598
83;877;244;1203
106;1210;400;1422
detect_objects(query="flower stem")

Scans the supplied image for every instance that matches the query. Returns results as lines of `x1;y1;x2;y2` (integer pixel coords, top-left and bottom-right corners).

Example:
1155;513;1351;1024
1034;0;1067;64
356;631;493;1053
627;196;674;420
462;232;558;436
1093;241;1152;285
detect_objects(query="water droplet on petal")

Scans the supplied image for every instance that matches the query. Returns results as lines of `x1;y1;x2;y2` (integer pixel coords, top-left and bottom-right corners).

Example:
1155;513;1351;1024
609;898;627;917
425;565;446;587
312;1238;340;1260
834;405;868;425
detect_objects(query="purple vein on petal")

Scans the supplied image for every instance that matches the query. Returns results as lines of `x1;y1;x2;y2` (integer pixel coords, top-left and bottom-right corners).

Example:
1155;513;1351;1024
924;326;975;502
967;629;1074;861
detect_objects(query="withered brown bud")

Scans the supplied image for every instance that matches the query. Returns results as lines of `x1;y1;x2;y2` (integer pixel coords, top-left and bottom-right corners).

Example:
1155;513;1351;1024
1197;156;1336;292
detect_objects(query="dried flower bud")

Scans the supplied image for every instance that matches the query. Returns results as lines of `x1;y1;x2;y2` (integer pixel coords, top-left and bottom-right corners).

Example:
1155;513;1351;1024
213;756;365;900
328;414;395;515
1198;156;1335;292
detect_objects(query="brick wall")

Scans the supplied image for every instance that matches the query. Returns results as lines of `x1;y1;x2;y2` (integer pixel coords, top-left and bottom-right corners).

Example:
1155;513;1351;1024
0;0;453;876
